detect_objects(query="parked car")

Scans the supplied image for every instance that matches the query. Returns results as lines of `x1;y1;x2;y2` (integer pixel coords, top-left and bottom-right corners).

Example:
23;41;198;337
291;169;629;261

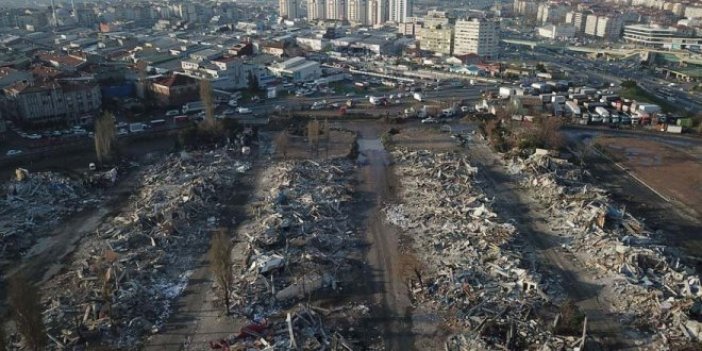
421;117;438;124
166;109;180;116
6;149;23;156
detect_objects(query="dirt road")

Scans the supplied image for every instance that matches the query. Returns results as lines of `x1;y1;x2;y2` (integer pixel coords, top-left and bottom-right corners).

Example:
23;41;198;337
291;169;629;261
355;126;416;350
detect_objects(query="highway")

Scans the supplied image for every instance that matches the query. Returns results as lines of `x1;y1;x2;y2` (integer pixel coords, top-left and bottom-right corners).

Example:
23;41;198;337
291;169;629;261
1;85;487;162
514;49;702;113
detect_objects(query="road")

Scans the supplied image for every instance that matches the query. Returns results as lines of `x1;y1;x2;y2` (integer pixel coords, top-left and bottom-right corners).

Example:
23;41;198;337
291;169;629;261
520;49;702;113
353;124;415;350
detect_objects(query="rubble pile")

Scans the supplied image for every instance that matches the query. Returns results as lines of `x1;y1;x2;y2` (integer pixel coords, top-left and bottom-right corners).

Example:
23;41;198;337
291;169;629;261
41;149;250;349
509;152;702;344
0;170;101;257
229;158;368;349
385;149;565;349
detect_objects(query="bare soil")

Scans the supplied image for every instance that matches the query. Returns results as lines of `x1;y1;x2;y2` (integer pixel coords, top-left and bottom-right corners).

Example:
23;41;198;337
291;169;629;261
273;129;356;160
596;136;702;215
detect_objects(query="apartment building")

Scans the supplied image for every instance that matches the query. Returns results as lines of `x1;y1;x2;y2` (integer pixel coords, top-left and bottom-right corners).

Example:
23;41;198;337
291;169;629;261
348;0;368;24
389;0;412;23
565;11;588;33
326;0;347;20
279;0;299;19
367;0;387;25
3;81;101;126
309;0;327;20
454;18;499;58
419;10;452;54
596;16;623;40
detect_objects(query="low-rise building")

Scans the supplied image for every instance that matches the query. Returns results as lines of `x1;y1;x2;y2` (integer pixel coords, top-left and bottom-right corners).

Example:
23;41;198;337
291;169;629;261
0;67;34;89
296;36;330;51
149;74;199;107
538;24;577;40
268;57;322;82
623;24;702;49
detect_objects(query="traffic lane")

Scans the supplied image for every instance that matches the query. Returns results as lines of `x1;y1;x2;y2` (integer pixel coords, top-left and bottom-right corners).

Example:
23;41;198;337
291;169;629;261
243;87;484;111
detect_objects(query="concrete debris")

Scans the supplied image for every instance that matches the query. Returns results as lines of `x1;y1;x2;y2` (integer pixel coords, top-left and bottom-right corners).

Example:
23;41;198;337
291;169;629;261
508;152;702;346
385;148;564;349
1;170;102;258
227;158;367;349
41;148;251;349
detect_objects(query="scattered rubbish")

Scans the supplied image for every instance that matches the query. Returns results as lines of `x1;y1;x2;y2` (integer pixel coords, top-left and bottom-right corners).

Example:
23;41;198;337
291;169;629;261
385;148;561;349
224;158;369;349
507;151;702;346
1;170;102;258
41;148;251;349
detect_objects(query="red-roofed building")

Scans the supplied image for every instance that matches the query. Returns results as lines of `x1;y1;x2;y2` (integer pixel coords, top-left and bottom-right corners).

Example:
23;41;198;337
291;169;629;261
35;51;87;72
149;74;199;107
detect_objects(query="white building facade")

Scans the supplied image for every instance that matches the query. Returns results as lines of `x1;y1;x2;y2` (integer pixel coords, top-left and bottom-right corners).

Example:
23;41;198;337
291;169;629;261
453;18;499;58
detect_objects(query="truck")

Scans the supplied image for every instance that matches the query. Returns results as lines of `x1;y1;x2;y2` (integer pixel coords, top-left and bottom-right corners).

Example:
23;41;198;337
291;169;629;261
413;92;423;102
441;106;456;117
369;96;385;106
499;86;514;99
150;119;166;127
129;122;147;133
311;100;327;110
565;101;581;117
637;103;661;114
551;95;566;104
595;106;610;119
182;101;204;114
236;107;252;114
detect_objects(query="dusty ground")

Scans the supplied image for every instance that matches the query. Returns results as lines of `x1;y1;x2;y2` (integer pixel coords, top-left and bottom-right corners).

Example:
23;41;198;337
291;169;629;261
273;129;356;160
596;135;702;215
389;124;462;151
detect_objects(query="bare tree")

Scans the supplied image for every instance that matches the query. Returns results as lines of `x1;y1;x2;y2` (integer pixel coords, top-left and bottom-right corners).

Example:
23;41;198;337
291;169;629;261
94;253;117;322
8;274;47;350
209;230;233;315
307;119;320;156
95;111;116;165
322;119;330;152
275;132;289;160
537;117;564;150
200;79;215;125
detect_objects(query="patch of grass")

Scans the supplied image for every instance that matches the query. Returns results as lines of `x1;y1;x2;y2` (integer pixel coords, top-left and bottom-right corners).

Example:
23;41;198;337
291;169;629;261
329;81;356;95
619;82;678;114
